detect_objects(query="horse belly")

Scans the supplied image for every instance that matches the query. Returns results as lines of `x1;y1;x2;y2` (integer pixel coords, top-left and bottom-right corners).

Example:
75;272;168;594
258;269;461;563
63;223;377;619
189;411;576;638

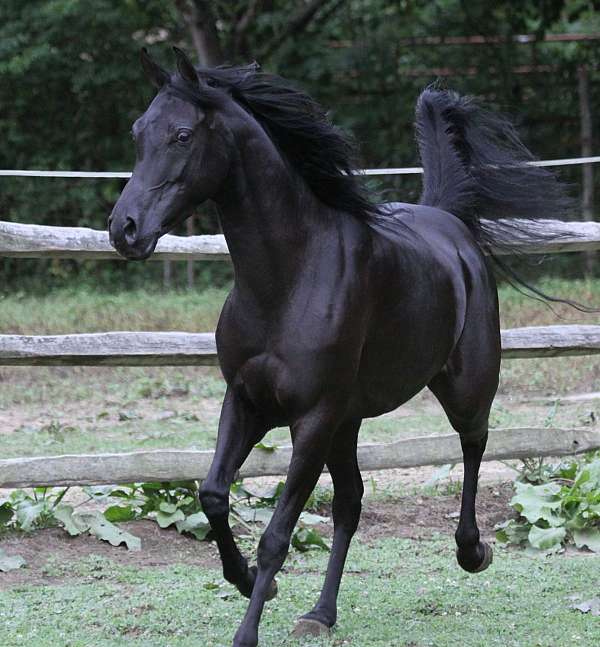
354;315;458;418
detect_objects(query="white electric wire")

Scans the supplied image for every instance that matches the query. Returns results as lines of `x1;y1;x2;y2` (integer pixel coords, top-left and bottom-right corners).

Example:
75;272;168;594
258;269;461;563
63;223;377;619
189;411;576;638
1;155;599;178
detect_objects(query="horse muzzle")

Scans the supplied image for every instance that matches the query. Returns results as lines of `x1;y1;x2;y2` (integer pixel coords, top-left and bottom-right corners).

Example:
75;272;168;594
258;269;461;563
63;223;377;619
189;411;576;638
108;210;159;261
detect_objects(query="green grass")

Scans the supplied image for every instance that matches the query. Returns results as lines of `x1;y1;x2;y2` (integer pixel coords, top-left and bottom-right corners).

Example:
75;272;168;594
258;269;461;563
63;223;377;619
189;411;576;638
0;287;229;334
0;278;597;335
1;537;599;646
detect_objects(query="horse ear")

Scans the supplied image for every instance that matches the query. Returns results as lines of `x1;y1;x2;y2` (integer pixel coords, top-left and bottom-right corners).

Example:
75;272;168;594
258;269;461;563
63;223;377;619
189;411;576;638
140;48;169;89
173;46;198;84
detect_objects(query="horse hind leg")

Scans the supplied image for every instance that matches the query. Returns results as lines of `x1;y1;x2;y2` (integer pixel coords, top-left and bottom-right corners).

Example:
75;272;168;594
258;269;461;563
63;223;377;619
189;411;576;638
428;326;500;573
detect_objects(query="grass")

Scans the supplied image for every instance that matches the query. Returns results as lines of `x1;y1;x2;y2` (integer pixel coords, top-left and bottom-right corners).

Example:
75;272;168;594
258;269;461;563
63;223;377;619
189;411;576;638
0;287;229;334
1;278;598;335
1;536;599;646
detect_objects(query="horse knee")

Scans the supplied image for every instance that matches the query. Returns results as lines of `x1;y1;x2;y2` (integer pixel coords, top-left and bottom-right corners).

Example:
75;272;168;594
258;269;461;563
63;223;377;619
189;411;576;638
198;485;229;521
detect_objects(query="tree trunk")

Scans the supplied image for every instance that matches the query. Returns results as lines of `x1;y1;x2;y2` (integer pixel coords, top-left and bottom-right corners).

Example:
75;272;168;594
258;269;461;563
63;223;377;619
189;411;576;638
175;0;224;66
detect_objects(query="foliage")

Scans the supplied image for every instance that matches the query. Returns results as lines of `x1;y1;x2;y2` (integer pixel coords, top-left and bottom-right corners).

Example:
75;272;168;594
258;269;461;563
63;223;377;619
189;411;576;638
0;1;598;291
0;478;330;555
0;487;140;550
496;451;600;552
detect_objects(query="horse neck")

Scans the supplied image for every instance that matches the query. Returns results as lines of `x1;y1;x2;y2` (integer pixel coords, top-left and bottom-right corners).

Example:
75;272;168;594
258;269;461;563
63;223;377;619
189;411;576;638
214;114;334;304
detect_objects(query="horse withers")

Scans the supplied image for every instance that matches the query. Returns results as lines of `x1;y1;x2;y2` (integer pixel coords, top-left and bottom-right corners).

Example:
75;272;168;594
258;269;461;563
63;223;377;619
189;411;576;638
109;47;579;646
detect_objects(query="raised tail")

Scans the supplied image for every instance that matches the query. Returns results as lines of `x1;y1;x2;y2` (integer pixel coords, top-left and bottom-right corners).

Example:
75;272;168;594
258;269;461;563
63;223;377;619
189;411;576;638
415;87;595;312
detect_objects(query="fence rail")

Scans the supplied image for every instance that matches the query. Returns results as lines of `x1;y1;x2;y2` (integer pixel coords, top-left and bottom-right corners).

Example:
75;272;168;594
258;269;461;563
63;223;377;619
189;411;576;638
2;219;600;260
0;325;598;366
1;426;599;488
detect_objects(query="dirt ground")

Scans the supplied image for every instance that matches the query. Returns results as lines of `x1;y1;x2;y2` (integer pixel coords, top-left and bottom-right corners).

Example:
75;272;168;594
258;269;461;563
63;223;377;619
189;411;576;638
0;479;514;590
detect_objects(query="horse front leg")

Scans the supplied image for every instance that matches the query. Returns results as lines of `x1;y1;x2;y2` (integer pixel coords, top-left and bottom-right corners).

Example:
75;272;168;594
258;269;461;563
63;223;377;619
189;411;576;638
293;418;363;637
198;386;275;599
231;405;339;647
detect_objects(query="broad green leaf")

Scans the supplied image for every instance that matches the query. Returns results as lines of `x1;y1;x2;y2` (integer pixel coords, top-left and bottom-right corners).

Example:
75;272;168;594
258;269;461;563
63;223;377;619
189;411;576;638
292;527;330;552
573;528;600;552
257;481;286;503
104;505;137;522
299;512;330;525
158;501;178;514
511;482;562;525
141;482;164;493
54;505;86;536
15;500;46;531
83;485;120;501
0;549;26;572
176;511;211;539
175;511;209;534
155;509;185;529
76;512;141;551
234;505;274;524
495;519;529;545
190;525;212;541
0;502;14;526
528;525;566;550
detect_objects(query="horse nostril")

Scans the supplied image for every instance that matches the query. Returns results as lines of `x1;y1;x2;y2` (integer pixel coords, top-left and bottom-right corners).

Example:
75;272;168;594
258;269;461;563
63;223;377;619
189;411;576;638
124;217;137;244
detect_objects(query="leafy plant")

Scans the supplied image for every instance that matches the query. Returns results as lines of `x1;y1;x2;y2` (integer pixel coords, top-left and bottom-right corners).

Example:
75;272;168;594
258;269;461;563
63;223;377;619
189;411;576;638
497;452;600;552
0;479;330;554
0;487;140;550
87;481;212;541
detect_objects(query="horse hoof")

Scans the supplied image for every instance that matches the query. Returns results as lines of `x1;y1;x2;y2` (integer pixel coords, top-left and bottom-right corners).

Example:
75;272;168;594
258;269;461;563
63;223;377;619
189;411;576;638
292;618;331;639
456;541;493;573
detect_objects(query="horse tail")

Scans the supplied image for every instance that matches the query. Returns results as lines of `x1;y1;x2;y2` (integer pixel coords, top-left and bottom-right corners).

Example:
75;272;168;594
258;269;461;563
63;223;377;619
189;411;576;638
414;87;596;312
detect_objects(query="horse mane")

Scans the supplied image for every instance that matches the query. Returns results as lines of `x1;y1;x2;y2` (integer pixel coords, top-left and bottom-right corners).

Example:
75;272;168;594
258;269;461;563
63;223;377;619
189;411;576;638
169;64;379;219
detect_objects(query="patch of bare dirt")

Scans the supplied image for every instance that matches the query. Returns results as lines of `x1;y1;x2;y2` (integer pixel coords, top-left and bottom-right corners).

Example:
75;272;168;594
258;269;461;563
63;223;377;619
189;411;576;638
0;484;514;589
358;482;514;542
0;519;221;589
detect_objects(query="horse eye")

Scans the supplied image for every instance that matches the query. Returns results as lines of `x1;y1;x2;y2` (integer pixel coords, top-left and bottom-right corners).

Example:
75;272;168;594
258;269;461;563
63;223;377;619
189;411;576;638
177;130;192;144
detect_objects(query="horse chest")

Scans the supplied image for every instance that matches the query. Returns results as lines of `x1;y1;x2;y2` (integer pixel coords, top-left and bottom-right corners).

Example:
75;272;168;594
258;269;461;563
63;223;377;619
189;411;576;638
233;352;293;422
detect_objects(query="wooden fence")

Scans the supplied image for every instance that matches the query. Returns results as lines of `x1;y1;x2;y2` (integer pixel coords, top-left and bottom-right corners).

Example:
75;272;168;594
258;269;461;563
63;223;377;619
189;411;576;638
1;218;599;488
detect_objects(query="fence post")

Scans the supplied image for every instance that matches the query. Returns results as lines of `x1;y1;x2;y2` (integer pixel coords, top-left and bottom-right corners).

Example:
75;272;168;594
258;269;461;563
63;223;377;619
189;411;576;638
186;216;195;289
578;64;595;277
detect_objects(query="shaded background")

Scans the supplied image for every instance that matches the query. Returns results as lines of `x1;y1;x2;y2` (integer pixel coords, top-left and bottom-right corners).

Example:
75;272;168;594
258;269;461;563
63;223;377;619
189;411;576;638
1;0;598;292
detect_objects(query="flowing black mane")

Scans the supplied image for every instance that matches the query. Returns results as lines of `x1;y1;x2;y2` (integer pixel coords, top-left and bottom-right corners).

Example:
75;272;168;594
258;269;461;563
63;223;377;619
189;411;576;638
169;64;379;219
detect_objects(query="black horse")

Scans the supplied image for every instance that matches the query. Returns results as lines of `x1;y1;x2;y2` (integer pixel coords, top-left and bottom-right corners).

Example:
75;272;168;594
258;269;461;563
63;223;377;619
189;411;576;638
109;48;576;646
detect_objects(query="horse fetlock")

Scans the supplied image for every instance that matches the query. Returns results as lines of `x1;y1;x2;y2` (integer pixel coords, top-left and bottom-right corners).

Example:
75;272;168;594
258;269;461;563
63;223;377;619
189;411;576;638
455;524;479;548
234;565;278;601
